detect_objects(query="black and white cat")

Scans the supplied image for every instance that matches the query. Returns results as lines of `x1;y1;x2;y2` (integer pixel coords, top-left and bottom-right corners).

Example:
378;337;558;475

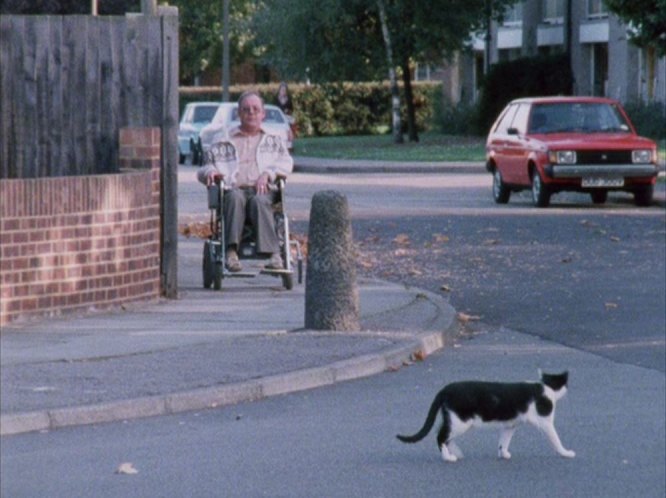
396;370;575;462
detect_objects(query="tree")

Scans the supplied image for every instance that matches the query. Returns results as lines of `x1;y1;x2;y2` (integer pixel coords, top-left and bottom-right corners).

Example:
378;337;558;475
167;0;259;85
252;0;519;142
604;0;666;56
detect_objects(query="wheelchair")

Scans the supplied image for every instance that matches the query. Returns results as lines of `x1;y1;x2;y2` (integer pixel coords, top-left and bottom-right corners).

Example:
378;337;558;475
202;176;303;291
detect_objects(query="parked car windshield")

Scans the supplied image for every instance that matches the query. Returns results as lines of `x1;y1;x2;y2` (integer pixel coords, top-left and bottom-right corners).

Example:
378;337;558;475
528;103;631;134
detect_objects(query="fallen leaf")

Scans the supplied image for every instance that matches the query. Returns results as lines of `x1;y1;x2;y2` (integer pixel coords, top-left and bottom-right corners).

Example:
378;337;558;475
605;302;619;310
457;312;481;323
433;234;450;243
482;239;500;245
393;233;411;246
412;350;426;362
610;236;621;242
440;284;452;292
115;463;138;475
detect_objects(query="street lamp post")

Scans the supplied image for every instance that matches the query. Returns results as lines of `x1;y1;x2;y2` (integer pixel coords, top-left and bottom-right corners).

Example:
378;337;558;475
222;0;230;102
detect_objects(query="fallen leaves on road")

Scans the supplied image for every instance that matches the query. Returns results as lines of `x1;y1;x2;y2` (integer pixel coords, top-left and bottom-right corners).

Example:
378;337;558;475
393;233;411;246
179;221;212;239
457;312;482;323
411;350;427;362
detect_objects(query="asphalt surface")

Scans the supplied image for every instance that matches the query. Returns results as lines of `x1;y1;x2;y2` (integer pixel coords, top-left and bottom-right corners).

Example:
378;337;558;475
1;156;664;437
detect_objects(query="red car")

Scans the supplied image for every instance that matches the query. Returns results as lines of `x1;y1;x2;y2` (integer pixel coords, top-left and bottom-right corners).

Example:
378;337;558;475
486;96;659;207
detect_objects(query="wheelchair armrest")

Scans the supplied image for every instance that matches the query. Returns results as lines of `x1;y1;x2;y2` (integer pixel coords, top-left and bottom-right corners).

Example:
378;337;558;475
207;184;221;210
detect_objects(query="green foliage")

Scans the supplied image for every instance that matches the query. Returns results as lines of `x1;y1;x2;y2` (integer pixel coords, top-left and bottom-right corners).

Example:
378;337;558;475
294;133;486;162
623;100;666;139
604;0;666;56
179;81;440;137
251;0;385;82
475;53;574;134
434;98;480;136
167;0;258;85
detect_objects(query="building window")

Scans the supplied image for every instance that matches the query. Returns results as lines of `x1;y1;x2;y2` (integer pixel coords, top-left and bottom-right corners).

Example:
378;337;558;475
542;0;565;22
503;2;524;25
587;0;608;18
591;43;608;96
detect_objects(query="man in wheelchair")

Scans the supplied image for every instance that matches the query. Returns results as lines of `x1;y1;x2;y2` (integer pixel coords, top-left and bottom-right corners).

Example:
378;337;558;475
197;91;293;273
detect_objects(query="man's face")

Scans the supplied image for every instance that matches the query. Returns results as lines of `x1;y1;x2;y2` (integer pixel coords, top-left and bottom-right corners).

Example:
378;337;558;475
238;95;265;134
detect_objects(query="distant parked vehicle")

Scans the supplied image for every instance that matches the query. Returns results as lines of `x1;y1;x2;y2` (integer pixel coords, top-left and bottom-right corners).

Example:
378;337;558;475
178;102;221;164
194;102;294;164
485;96;659;207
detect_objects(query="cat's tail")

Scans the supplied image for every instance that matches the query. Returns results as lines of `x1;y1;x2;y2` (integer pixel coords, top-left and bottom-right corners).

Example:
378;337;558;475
396;391;444;444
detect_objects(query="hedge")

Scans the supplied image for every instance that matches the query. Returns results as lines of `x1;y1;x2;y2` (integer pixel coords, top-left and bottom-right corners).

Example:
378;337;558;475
475;53;574;134
179;82;441;137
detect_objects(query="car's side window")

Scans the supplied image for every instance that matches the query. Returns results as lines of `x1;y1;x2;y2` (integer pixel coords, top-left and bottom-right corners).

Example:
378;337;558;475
493;104;519;134
511;104;531;135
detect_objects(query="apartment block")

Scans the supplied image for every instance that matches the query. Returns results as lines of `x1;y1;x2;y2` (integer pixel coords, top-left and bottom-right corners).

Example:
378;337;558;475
429;0;665;105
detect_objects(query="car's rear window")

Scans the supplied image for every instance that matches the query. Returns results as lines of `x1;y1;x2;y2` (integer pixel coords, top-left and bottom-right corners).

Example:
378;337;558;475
528;103;631;134
193;106;219;123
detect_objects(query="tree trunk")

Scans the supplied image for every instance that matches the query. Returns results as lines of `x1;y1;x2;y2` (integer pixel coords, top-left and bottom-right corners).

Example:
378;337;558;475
400;57;419;142
377;0;403;144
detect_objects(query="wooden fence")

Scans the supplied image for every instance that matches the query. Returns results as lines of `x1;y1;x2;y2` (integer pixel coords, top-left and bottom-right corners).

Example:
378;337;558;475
0;13;178;179
0;12;179;298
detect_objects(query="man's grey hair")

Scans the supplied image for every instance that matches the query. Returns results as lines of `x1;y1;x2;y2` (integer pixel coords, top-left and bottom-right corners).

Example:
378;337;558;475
238;90;265;108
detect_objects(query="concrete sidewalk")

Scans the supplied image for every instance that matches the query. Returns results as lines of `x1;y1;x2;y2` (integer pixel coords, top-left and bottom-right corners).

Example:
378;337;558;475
0;235;458;435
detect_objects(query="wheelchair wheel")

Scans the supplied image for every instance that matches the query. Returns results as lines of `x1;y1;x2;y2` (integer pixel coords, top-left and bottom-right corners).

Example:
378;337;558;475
213;261;223;290
203;242;214;289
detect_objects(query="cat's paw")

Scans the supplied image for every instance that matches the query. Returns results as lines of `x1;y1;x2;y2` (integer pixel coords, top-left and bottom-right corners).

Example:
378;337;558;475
559;449;576;459
449;442;464;459
441;448;458;463
498;450;512;460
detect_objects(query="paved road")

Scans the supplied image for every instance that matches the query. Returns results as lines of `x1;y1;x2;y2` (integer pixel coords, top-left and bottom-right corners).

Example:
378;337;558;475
2;328;663;497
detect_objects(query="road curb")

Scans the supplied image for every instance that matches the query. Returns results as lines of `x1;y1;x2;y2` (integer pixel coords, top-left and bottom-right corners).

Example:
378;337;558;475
0;300;456;436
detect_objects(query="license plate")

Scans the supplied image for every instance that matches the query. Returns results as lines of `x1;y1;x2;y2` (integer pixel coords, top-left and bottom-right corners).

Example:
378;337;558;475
582;177;624;188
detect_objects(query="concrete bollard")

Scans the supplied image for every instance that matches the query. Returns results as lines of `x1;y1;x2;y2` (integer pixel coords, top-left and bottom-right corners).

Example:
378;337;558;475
305;190;360;331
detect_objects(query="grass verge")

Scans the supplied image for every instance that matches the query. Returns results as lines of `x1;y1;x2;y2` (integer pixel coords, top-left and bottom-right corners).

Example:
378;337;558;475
294;132;486;162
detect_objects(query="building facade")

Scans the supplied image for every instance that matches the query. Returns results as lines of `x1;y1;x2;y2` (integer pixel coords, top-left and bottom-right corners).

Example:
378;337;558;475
432;0;666;106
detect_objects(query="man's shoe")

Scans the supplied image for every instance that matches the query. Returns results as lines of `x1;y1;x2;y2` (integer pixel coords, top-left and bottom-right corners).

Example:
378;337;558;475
226;248;242;272
264;252;283;270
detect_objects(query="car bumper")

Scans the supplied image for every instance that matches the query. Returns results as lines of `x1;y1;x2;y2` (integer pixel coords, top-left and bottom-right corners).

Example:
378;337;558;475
178;136;192;155
546;163;658;179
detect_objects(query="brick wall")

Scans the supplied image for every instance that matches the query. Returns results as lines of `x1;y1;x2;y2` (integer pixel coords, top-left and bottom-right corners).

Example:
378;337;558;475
0;128;161;326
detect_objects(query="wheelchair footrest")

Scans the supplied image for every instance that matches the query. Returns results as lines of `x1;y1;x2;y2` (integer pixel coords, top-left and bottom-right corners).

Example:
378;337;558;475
259;268;292;275
224;271;257;278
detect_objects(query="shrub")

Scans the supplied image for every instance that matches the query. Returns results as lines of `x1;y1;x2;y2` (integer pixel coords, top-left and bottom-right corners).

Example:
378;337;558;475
623;100;666;140
476;53;574;134
179;81;441;137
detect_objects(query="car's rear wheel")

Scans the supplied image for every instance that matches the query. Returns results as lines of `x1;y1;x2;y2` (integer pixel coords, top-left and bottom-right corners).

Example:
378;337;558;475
492;169;511;204
590;190;608;205
531;169;551;208
634;185;653;207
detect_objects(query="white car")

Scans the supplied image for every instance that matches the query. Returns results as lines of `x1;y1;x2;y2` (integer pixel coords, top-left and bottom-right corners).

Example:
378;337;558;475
177;102;221;164
196;102;294;162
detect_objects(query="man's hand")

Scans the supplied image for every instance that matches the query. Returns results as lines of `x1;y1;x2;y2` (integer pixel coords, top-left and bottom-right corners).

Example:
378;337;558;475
255;173;270;194
207;171;223;186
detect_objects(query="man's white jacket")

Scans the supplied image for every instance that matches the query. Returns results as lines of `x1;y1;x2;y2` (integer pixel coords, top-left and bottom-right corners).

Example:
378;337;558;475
196;125;293;188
